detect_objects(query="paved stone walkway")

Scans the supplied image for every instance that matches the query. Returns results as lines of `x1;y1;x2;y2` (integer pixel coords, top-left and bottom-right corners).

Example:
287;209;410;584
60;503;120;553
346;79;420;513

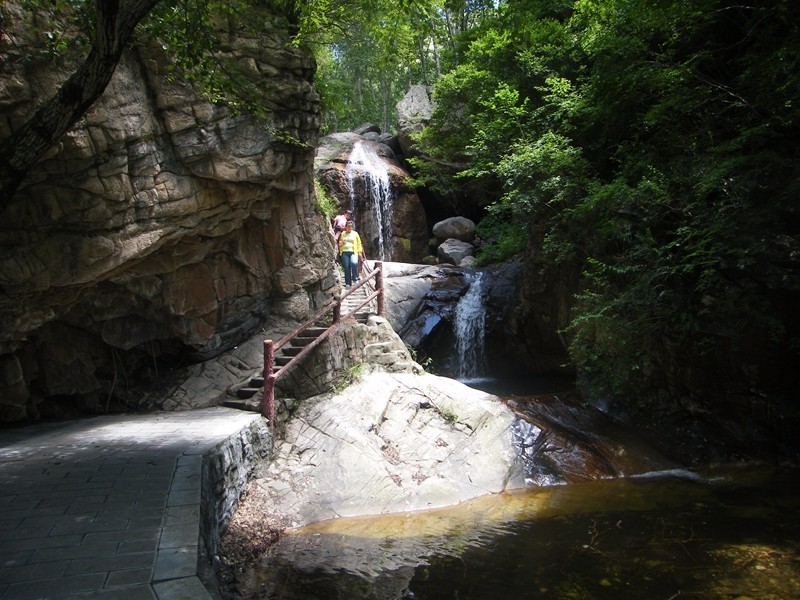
0;408;263;600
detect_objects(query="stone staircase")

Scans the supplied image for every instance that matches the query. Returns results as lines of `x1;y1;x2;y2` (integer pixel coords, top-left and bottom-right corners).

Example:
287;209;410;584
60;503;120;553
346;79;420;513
222;274;378;412
340;281;373;323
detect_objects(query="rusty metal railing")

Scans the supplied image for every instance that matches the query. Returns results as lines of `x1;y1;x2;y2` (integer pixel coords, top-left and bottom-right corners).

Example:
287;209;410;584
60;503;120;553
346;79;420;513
261;260;384;428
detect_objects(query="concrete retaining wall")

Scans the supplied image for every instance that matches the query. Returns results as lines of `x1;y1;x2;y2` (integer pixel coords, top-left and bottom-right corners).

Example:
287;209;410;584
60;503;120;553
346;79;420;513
200;417;274;585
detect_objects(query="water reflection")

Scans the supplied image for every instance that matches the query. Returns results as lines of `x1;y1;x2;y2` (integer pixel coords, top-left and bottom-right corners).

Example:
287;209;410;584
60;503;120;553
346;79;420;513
233;466;800;599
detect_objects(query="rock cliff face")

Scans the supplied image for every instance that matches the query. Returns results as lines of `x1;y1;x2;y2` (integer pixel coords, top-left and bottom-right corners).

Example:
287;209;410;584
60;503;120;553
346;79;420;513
0;4;332;422
315;132;429;263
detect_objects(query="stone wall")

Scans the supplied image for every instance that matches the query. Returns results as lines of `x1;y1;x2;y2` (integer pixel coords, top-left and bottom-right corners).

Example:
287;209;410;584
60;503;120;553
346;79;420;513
275;315;422;411
0;3;332;422
200;417;273;582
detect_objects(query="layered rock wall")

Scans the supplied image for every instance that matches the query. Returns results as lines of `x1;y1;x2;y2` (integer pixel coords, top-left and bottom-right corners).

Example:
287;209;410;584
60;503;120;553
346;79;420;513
0;4;330;422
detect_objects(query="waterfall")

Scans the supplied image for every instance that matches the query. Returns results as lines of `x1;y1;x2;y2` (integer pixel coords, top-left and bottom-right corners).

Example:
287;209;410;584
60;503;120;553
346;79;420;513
346;141;394;260
454;272;487;380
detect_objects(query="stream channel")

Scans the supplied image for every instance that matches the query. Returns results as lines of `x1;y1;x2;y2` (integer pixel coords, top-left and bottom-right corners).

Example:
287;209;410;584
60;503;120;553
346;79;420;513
231;379;800;600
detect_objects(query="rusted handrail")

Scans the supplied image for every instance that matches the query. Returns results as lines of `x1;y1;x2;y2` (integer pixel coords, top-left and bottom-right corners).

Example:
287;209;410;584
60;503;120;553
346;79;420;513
273;297;339;353
261;261;384;426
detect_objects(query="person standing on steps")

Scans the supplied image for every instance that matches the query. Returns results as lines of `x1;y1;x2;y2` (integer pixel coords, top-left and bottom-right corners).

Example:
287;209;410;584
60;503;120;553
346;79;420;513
338;220;365;288
332;209;351;244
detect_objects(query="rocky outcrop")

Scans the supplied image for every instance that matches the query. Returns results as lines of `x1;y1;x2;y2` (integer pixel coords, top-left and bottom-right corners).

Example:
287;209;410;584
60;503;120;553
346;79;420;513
315;131;429;263
396;85;435;158
437;238;474;266
381;262;468;373
0;3;328;422
240;370;528;528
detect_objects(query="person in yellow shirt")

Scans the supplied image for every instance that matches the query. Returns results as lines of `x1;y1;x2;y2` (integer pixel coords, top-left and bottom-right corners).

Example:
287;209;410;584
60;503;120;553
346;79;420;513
338;220;365;287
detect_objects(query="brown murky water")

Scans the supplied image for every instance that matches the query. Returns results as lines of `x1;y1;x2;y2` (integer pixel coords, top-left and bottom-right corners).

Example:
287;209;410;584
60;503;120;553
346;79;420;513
232;465;800;599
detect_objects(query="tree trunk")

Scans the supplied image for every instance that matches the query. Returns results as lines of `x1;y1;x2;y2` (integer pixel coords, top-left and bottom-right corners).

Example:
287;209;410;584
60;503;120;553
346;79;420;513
0;0;161;204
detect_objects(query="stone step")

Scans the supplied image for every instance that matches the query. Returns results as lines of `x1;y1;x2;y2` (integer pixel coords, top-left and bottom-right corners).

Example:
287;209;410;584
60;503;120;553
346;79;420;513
291;335;320;347
222;398;260;412
236;387;261;399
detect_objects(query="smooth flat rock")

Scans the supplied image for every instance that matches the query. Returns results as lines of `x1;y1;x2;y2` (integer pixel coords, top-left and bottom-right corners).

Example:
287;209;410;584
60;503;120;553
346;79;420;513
254;370;526;528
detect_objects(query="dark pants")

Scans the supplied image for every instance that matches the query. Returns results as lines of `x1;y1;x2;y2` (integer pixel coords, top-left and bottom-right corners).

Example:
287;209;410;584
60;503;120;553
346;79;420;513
341;252;359;286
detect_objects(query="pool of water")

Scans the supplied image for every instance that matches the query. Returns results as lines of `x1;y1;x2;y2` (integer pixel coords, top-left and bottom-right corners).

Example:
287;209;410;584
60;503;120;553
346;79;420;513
230;465;800;599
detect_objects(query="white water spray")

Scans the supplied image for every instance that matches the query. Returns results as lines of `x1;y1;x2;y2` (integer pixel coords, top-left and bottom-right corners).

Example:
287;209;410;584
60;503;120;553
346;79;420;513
454;272;487;380
346;141;394;260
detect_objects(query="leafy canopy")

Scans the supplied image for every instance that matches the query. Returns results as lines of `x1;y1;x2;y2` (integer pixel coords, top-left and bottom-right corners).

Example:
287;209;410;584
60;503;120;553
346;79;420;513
412;0;800;404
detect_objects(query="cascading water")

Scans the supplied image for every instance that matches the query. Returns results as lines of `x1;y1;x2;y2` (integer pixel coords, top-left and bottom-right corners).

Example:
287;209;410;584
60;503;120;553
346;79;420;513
346;141;394;260
454;272;487;380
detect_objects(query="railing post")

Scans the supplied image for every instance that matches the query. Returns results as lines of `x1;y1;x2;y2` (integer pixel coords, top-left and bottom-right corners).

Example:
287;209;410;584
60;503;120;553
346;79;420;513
333;299;341;324
376;261;385;316
262;339;275;428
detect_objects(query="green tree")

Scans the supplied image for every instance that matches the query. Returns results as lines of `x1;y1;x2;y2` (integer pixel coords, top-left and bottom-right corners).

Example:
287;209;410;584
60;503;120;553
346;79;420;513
0;0;162;201
414;0;800;407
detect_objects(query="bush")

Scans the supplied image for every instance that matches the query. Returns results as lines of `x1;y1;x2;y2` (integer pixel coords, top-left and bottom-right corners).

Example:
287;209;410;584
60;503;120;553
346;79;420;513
475;205;526;265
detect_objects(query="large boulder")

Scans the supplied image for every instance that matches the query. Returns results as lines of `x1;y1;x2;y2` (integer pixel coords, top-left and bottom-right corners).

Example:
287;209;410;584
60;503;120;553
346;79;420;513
437;238;474;266
244;370;528;527
0;2;329;422
396;85;435;158
432;216;476;242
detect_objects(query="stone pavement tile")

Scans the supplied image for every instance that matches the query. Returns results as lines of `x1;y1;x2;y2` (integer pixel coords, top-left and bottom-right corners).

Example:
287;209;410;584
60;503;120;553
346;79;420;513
3;572;108;600
32;540;119;563
64;551;154;576
162;506;197;526
1;505;67;520
152;546;197;581
49;516;131;536
114;492;168;512
126;515;165;532
115;539;157;557
165;488;199;507
82;528;159;546
105;567;153;587
0;559;69;584
75;587;156;599
152;575;213;600
158;522;199;549
0;533;83;554
0;525;53;542
0;550;34;568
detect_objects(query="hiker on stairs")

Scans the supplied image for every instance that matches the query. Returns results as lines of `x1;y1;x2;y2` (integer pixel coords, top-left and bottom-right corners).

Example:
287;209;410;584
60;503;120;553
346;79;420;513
338;220;365;288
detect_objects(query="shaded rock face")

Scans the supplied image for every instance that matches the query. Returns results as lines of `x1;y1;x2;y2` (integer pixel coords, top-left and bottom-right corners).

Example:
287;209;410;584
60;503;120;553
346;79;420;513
315;133;429;263
0;5;329;422
381;261;572;381
487;252;575;377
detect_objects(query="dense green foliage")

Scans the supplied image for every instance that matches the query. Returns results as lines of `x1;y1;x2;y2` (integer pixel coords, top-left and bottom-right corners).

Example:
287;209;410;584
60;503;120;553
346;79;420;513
407;0;800;403
309;0;500;133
